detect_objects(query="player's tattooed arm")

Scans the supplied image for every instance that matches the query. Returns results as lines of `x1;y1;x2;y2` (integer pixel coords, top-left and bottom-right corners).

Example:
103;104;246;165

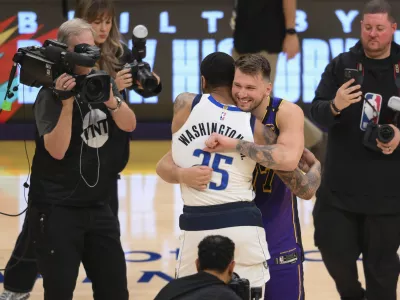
173;92;197;115
275;161;321;200
172;92;197;133
236;128;284;169
247;122;320;197
206;122;297;171
256;126;321;198
236;105;304;171
253;128;321;199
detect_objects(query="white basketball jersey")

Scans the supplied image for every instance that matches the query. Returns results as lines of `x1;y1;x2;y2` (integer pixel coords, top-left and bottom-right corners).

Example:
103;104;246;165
172;94;256;206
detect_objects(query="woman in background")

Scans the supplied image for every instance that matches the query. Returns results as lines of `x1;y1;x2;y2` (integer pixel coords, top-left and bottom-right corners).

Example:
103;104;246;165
75;0;162;216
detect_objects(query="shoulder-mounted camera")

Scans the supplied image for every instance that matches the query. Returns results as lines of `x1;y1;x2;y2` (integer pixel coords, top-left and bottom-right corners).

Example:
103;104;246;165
4;39;110;103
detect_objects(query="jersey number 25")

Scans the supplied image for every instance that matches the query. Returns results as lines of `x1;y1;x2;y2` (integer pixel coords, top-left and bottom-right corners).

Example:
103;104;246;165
193;149;233;191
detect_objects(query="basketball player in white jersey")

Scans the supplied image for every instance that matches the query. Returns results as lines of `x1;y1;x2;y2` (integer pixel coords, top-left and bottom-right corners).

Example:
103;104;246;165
158;52;304;296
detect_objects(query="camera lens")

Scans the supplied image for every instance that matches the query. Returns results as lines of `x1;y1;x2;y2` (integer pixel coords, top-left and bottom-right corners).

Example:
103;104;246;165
86;78;104;101
87;78;103;93
378;125;395;143
80;74;110;103
138;69;158;91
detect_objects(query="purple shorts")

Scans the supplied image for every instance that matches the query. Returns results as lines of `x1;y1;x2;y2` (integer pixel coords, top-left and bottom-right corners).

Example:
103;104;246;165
264;248;305;300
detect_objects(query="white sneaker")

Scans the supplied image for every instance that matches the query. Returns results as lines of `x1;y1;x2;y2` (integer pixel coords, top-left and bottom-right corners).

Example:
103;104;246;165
0;290;30;300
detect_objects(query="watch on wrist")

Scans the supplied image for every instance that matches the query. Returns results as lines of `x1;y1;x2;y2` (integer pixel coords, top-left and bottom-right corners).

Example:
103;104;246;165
286;28;297;35
108;96;122;113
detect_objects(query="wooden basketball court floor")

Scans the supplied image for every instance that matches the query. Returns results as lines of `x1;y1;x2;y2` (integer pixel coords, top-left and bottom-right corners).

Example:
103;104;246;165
0;141;398;299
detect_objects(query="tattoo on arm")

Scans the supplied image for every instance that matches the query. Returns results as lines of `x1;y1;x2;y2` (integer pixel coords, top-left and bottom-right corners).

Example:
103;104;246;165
245;123;321;198
173;92;196;115
236;123;280;168
262;125;278;145
276;161;321;199
236;141;279;169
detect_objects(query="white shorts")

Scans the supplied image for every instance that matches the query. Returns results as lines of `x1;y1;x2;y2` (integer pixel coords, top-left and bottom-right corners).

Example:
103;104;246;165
175;225;270;289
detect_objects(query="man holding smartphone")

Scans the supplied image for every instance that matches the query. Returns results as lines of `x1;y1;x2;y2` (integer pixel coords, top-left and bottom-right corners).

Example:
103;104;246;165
310;1;400;300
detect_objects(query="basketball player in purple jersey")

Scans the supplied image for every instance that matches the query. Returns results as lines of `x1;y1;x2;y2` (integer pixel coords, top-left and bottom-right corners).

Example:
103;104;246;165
205;54;313;299
157;52;320;300
251;98;305;300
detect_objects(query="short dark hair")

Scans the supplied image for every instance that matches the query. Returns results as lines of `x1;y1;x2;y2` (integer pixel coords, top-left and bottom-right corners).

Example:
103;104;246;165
200;52;235;89
197;235;235;273
235;54;271;81
363;0;395;23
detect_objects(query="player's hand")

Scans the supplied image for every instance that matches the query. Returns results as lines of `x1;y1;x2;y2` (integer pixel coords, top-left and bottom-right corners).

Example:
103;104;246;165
376;124;400;155
333;79;362;111
115;68;133;91
298;148;317;173
203;133;238;153
178;166;213;190
55;73;76;106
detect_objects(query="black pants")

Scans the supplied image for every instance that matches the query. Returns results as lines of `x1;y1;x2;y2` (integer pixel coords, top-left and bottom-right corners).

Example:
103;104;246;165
29;202;127;300
313;200;400;300
3;179;120;295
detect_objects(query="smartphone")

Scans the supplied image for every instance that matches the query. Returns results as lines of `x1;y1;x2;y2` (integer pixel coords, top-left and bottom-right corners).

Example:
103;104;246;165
344;68;363;87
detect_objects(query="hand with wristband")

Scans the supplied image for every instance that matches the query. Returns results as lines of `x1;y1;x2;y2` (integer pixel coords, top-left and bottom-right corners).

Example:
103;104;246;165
331;79;363;115
53;73;76;103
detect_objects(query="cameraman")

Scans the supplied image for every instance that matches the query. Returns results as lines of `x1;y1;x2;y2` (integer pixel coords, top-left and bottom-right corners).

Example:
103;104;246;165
310;1;400;300
1;1;162;299
155;235;241;300
21;18;132;300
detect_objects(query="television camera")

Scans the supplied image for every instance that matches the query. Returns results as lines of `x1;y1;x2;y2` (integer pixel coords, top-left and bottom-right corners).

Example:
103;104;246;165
3;39;112;104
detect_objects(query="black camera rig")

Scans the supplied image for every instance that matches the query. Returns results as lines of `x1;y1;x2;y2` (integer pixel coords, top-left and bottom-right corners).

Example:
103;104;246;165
3;39;110;104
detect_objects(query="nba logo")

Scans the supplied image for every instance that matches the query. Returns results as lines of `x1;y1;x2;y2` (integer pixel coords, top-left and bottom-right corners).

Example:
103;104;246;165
220;111;227;121
360;93;382;131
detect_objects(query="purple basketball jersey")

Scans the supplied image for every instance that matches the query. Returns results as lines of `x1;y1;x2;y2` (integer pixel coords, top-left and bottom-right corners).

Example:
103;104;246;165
253;97;304;266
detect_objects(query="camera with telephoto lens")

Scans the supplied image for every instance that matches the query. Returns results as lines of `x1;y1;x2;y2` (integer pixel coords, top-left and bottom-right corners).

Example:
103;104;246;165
363;96;400;152
5;39;110;103
363;123;395;152
229;273;250;300
123;25;158;92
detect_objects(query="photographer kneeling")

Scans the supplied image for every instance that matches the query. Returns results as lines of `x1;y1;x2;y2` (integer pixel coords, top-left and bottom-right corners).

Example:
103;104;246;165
155;235;242;300
27;18;135;300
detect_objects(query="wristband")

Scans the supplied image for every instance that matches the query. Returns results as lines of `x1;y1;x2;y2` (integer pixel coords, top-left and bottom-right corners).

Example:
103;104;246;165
286;28;297;35
331;100;341;114
52;88;75;101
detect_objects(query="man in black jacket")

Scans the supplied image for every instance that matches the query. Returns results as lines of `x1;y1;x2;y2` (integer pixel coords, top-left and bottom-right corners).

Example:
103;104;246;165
154;235;242;300
310;1;400;300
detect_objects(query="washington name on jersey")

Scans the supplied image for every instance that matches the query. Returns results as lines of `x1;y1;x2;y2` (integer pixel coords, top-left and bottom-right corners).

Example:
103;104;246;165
177;122;245;146
172;94;256;206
